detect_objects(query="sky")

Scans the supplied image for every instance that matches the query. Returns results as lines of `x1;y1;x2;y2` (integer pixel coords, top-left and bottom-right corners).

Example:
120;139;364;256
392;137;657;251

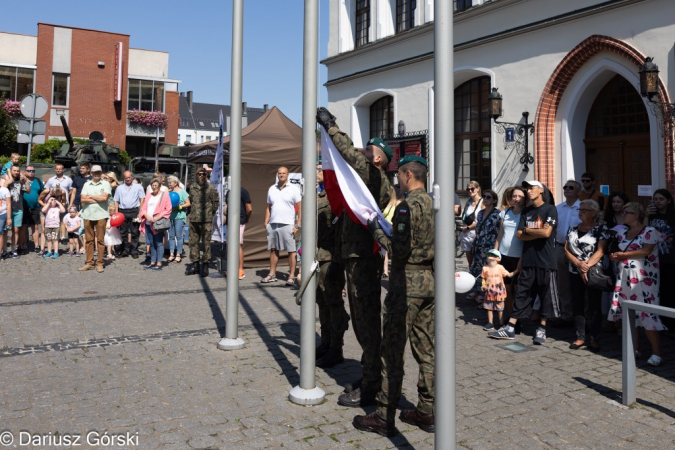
0;0;331;125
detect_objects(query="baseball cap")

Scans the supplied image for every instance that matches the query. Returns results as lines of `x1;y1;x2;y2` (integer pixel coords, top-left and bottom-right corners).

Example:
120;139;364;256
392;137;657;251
366;137;393;161
90;165;103;173
486;249;501;259
197;167;207;174
522;180;544;189
398;155;428;168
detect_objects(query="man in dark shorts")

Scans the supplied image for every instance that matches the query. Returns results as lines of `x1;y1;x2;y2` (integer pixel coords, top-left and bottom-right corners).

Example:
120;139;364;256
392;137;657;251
22;165;44;253
488;180;560;344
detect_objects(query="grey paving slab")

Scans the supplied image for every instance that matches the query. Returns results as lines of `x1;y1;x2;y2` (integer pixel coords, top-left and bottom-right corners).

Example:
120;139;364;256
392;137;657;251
0;249;674;448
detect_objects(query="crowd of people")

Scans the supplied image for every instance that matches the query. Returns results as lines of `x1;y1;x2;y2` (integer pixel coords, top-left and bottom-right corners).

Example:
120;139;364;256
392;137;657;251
459;173;672;368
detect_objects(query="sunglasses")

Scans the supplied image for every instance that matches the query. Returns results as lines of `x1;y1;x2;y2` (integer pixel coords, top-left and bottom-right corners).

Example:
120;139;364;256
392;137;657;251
25;170;35;172
562;186;576;190
467;188;476;192
621;210;636;215
483;195;494;200
579;209;594;213
197;173;207;177
581;179;592;182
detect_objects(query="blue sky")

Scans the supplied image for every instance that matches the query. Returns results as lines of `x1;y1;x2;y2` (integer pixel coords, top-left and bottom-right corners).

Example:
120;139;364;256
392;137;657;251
0;0;331;125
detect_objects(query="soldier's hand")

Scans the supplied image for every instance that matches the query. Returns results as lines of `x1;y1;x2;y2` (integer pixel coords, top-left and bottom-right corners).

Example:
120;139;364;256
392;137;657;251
316;107;337;130
367;217;381;235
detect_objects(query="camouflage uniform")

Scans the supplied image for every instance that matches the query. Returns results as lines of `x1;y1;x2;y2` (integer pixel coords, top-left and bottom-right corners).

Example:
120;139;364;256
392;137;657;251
327;125;391;391
187;181;219;263
372;187;435;421
316;190;349;350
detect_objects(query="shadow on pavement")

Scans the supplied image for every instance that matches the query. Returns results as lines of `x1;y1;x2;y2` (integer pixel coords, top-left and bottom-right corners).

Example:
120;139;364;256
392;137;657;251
198;275;226;338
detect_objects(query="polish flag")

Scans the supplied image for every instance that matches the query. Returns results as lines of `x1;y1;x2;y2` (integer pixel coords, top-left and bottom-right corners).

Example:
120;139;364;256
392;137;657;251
320;127;392;244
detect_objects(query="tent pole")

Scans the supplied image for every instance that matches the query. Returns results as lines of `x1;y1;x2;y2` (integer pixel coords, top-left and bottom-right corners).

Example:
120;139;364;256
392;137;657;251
289;0;324;405
218;0;245;351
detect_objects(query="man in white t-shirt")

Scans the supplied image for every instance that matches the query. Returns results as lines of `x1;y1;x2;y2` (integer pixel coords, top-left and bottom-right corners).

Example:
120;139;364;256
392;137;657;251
261;166;302;285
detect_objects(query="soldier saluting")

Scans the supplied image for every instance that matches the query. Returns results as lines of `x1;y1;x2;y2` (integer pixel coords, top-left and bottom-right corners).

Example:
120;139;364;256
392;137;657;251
355;155;436;436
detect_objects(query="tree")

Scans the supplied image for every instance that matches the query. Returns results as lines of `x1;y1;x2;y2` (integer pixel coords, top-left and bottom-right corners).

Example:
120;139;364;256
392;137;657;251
0;106;17;156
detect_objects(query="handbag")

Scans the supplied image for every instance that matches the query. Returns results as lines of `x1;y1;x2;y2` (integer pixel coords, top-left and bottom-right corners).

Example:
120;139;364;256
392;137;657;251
462;198;482;226
586;258;614;292
151;192;171;233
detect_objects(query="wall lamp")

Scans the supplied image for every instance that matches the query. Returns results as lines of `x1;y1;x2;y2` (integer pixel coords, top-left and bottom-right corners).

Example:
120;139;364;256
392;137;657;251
639;56;674;135
487;87;535;172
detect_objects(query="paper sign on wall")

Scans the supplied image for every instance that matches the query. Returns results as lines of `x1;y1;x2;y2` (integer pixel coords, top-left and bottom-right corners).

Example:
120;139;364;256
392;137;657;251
637;185;653;197
600;185;610;196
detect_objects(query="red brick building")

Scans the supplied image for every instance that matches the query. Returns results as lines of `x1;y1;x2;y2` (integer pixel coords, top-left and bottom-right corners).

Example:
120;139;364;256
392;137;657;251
1;23;180;157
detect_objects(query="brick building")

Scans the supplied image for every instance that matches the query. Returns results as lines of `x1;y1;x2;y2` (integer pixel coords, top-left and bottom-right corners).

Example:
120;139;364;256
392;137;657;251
0;23;180;157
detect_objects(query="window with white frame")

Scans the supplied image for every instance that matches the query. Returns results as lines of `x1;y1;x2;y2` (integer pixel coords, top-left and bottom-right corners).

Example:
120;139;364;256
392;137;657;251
128;79;165;112
0;66;35;101
396;0;416;33
52;73;69;107
186;135;192;143
355;0;370;48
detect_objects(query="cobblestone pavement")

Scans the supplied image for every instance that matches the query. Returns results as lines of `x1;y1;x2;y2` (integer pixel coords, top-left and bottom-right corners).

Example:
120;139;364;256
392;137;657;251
1;246;675;449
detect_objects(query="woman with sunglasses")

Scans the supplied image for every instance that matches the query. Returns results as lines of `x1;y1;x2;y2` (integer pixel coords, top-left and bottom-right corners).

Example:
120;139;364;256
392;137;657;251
460;180;484;270
608;202;666;366
646;188;675;329
468;189;501;302
564;199;608;351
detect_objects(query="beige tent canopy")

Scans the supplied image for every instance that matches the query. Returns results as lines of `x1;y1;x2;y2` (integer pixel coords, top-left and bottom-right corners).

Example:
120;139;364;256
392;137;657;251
187;106;302;268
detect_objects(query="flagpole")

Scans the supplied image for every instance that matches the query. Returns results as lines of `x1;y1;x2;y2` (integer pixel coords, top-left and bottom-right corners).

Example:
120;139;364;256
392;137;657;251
434;0;456;448
289;0;324;405
218;0;245;351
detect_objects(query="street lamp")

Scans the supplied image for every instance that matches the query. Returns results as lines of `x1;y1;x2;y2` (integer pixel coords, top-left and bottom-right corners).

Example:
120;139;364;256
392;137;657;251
487;87;535;172
638;56;674;135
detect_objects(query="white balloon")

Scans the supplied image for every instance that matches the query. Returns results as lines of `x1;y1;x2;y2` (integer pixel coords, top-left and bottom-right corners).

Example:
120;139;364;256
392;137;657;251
455;272;475;294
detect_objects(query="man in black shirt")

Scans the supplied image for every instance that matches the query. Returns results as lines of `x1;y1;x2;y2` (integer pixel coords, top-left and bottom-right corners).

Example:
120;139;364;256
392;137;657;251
69;163;92;210
225;187;252;280
489;180;560;344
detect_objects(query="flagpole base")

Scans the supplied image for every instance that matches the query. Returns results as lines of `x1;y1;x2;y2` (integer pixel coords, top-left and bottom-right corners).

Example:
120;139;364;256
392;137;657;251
218;337;245;350
289;385;325;405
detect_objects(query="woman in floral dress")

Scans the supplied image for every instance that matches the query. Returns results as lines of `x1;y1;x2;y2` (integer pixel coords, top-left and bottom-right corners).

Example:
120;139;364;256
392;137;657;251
608;202;666;366
469;189;502;299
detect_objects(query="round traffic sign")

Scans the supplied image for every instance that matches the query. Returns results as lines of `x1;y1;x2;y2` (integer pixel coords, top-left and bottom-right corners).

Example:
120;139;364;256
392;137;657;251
19;94;49;119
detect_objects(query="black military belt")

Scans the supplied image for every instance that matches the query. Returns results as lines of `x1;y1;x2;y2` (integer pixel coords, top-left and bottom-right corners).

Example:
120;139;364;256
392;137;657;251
393;262;433;271
119;207;139;212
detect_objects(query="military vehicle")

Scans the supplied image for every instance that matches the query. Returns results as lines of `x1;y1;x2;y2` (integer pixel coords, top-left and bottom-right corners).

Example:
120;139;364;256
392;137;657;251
128;144;196;188
32;116;125;182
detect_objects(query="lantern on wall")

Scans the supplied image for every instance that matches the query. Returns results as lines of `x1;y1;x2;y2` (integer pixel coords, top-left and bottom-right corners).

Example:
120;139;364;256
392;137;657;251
488;87;503;120
639;57;659;100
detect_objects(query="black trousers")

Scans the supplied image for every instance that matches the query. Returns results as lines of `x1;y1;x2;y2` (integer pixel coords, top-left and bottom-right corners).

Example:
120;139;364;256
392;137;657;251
569;272;603;342
118;208;140;256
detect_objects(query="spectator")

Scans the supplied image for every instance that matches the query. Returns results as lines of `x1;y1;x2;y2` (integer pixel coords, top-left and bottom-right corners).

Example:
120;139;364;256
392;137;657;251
140;178;172;271
224;185;251;279
564;199;608;352
500;186;515;210
454;191;461;216
488;180;559;344
104;204;123;260
608;202;666;366
459;180;484;267
603;191;629;229
38;187;66;256
468;189;501;301
133;178;141;184
41;196;65;258
114;171;145;259
6;164;32;258
144;172;168;262
555;180;582;325
44;163;73;242
494;186;526;320
1;153;19;177
167;175;191;264
0;177;10;260
646;188;675;329
64;206;82;256
22;165;44;254
69;163;91;210
481;249;516;330
579;172;606;211
78;165;111;273
185;168;219;277
105;172;120;193
261;166;302;285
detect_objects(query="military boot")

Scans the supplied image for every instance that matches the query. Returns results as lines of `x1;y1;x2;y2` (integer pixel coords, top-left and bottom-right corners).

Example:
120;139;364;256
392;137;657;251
316;348;344;368
185;263;200;276
337;386;377;408
399;408;435;433
200;262;209;277
343;377;362;393
352;412;398;437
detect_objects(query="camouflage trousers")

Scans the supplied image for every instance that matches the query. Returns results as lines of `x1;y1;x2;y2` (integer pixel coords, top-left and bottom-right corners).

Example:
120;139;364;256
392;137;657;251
376;269;435;420
188;221;212;263
316;261;349;350
345;255;384;391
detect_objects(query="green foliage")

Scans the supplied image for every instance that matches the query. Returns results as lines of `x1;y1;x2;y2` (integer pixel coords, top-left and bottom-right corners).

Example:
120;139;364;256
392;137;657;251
0;155;26;166
118;150;131;165
0;107;17;154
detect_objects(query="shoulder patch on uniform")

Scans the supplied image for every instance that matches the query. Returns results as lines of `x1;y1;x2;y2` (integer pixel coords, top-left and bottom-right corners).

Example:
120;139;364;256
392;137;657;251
397;223;406;233
398;209;408;215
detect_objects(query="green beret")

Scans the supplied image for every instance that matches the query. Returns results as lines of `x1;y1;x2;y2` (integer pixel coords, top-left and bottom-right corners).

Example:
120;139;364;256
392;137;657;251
366;137;393;161
398;155;428;168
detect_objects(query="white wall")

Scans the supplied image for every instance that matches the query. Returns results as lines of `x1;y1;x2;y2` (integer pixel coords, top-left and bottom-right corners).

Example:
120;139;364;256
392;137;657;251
129;48;169;78
0;32;37;66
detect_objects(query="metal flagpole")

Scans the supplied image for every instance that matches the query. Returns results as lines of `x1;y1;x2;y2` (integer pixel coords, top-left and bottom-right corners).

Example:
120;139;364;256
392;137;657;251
434;0;455;448
289;0;324;405
218;0;245;351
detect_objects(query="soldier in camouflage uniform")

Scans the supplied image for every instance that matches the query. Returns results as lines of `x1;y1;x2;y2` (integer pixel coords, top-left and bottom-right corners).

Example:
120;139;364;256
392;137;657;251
185;168;219;277
353;155;435;437
315;166;349;368
316;107;392;407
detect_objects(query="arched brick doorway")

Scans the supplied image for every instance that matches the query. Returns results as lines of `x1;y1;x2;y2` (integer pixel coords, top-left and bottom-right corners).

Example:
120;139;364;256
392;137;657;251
534;35;673;197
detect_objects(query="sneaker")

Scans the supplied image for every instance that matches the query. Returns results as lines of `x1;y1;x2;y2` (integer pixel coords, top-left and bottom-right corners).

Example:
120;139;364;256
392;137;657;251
37;250;44;256
533;327;547;345
0;251;7;259
78;265;95;271
647;354;662;367
67;251;74;256
239;270;246;280
35;247;41;254
11;251;19;259
43;252;53;258
75;252;81;257
51;253;59;259
483;323;495;331
488;325;515;340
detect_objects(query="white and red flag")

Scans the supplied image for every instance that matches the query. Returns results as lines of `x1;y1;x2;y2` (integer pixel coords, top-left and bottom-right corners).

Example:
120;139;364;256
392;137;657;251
320;127;392;242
